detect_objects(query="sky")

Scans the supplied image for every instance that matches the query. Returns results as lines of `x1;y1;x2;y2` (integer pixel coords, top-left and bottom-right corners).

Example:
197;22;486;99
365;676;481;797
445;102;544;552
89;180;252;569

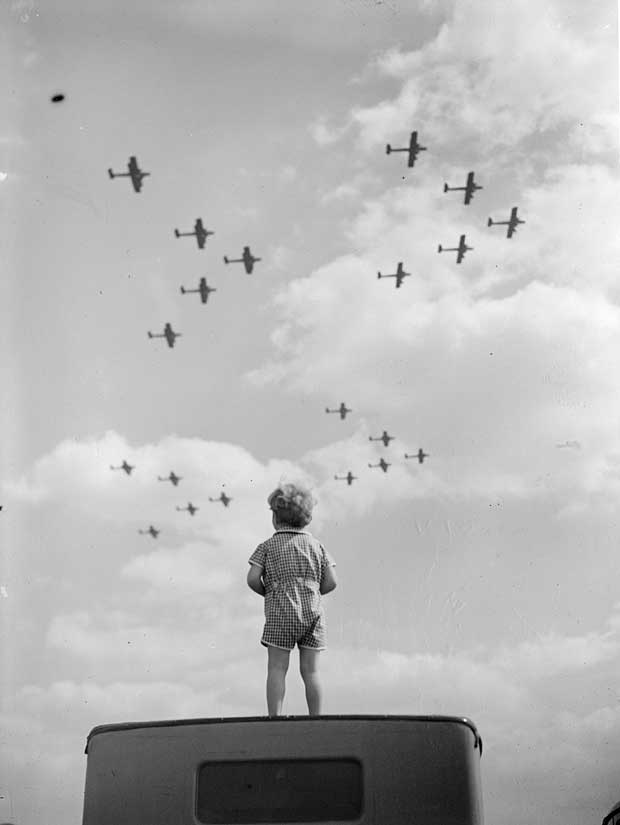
1;0;619;823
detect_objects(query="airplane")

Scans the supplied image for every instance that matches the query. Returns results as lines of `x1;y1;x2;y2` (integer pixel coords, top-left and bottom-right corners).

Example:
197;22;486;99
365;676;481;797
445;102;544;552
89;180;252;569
148;322;181;348
174;218;214;249
377;261;411;288
487;206;525;238
209;492;232;507
368;457;390;473
139;525;160;538
369;430;395;448
176;502;199;516
325;402;352;420
180;277;216;304
334;471;357;486
223;246;261;274
405;449;429;464
107;156;150;193
443;171;482;205
438;234;472;264
556;440;581;450
158;471;182;486
385;131;427;168
110;460;134;475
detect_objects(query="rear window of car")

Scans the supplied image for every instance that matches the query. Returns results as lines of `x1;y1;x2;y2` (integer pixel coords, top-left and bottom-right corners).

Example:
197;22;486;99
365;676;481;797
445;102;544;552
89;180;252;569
196;758;363;823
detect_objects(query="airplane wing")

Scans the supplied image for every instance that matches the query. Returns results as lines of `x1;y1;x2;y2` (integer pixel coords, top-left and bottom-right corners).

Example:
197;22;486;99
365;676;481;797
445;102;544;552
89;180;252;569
463;172;473;204
507;207;518;238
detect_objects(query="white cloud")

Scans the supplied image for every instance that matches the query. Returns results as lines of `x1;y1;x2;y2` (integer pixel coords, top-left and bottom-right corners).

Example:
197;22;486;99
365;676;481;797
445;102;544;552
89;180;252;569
319;182;361;204
351;0;615;158
310;116;351;147
246;0;620;508
121;541;235;595
2;431;308;537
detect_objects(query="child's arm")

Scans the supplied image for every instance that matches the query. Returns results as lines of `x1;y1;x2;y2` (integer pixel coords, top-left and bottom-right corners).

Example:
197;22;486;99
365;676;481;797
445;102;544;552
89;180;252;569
247;563;265;596
320;561;338;595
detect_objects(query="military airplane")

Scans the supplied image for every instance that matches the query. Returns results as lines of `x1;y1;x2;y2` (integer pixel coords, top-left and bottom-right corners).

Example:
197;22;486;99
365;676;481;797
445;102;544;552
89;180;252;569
174;218;214;249
377;261;411;288
110;460;134;475
368;457;390;473
443;171;482;205
438;234;472;264
325;402;352;420
148;323;181;348
139;525;159;538
487;207;525;238
107;156;150;193
556;440;581;450
385;131;427;167
334;471;357;486
176;502;199;516
405;449;429;464
180;277;216;304
209;492;232;507
158;471;182;486
224;246;261;274
369;430;395;448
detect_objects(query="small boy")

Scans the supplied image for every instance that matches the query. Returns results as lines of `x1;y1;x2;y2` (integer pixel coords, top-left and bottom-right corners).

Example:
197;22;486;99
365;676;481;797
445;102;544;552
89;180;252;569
247;482;337;716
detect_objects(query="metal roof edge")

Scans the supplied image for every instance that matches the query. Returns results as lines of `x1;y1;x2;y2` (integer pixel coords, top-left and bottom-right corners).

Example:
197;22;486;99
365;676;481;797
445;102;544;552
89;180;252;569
85;714;482;755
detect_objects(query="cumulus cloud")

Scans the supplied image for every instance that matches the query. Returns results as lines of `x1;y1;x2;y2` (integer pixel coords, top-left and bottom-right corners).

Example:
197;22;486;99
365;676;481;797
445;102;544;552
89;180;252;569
2;430;308;535
246;0;620;511
310;116;352;147
352;0;615;160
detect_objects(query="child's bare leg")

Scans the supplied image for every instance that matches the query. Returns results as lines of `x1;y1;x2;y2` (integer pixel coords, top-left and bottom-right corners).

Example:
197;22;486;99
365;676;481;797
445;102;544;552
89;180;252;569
299;648;322;715
266;646;290;716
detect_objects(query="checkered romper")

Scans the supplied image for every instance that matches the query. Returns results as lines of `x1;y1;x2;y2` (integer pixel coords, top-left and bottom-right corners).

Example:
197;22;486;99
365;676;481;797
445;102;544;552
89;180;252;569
248;529;335;651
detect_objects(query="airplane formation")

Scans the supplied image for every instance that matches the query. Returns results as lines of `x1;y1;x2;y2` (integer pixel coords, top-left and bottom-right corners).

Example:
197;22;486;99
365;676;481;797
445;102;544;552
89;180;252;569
383;133;525;275
105;128;528;535
108;156;262;349
109;458;233;537
325;409;429;485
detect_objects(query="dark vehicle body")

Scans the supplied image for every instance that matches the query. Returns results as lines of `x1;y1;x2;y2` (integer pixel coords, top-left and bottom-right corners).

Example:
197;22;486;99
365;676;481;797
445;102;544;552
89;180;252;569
603;801;620;825
82;715;483;825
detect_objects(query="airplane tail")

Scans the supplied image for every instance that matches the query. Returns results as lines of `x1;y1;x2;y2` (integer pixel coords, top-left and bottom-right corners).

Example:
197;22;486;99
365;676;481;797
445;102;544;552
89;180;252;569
443;183;448;193
437;245;443;253
223;256;229;264
386;144;391;154
180;286;185;293
107;169;114;179
377;272;382;279
174;229;180;237
147;331;153;338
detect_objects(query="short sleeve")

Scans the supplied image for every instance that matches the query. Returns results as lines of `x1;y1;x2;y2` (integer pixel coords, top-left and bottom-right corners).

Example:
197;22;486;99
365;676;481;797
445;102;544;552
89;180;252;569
319;543;335;586
248;543;266;568
322;544;336;567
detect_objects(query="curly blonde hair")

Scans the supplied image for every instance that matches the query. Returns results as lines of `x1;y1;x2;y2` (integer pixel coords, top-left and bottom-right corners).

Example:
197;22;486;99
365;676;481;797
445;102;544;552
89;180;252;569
268;482;315;528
